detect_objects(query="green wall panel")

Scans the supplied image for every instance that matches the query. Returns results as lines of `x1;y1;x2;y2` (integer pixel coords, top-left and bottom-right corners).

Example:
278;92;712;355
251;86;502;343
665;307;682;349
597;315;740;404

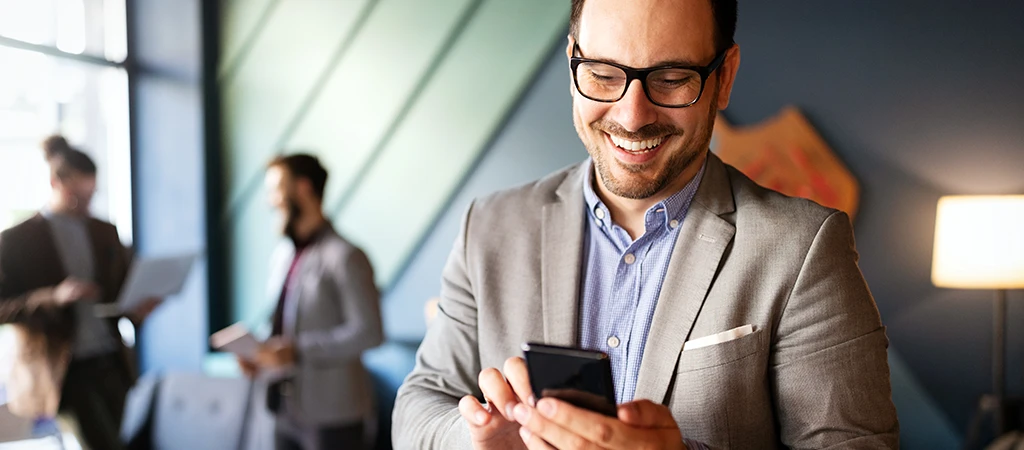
286;0;474;211
221;0;371;211
218;0;276;78
335;0;570;285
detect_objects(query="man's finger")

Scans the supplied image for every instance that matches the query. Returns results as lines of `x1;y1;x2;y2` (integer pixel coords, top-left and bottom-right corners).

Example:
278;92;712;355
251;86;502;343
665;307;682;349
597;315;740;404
533;398;633;448
519;423;557;450
617;399;678;428
503;357;535;407
479;367;518;421
459;395;493;428
515;403;601;450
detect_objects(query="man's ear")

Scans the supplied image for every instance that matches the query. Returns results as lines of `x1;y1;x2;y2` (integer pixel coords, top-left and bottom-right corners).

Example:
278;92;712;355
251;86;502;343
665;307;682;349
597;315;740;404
715;44;741;111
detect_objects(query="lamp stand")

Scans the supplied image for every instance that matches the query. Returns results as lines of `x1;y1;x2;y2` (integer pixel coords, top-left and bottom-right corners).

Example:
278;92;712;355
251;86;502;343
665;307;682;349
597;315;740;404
964;289;1010;450
993;288;1007;435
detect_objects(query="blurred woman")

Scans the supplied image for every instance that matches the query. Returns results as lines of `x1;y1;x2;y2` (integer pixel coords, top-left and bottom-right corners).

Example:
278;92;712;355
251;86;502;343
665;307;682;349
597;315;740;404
0;135;153;449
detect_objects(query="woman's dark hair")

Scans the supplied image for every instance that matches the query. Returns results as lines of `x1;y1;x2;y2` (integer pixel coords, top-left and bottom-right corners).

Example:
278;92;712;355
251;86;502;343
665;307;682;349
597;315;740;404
41;135;97;179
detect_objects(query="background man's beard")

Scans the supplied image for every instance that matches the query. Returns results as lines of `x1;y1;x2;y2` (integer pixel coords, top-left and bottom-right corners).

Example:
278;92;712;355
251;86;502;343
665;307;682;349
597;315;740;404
282;199;302;241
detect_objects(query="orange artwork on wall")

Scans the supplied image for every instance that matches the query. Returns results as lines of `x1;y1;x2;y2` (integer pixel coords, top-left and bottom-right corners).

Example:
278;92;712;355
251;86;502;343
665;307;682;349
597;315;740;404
712;106;860;218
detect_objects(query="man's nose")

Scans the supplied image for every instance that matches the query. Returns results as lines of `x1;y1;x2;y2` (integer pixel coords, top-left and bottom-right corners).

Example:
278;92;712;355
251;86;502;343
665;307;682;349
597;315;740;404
607;79;659;133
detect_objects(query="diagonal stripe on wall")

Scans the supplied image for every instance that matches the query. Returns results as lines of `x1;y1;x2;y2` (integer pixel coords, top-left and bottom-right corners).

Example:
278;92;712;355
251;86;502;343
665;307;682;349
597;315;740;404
335;0;570;285
221;0;372;212
218;0;279;82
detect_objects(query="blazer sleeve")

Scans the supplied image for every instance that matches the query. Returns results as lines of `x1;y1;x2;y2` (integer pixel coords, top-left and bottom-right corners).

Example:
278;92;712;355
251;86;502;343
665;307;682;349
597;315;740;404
294;245;384;364
0;230;58;325
391;202;480;450
770;211;900;448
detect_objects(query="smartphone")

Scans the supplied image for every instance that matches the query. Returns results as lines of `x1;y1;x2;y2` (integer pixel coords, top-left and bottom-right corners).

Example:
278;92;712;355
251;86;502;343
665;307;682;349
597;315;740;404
521;342;617;417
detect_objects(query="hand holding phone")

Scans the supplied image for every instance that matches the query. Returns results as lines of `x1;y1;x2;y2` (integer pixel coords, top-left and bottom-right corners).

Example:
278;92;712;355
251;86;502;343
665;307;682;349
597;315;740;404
522;342;617;417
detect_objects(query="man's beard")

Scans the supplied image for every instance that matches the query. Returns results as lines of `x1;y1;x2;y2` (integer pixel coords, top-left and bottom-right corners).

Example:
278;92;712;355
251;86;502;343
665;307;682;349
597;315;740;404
576;91;718;200
282;198;303;242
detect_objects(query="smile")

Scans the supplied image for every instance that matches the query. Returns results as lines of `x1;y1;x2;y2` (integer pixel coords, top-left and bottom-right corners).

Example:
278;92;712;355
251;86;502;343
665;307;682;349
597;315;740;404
608;134;665;154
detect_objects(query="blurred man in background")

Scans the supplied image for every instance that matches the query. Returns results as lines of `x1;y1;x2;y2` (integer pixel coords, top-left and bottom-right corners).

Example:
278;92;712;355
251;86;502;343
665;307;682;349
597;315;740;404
238;153;383;450
0;135;159;449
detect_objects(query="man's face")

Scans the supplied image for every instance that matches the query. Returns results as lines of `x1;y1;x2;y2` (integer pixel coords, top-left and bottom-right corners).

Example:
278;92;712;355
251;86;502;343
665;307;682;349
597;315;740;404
571;0;738;200
264;166;301;236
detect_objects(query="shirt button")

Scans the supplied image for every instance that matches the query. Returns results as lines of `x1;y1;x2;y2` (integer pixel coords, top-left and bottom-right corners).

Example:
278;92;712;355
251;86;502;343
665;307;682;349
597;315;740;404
595;208;606;219
623;253;636;265
607;336;620;348
669;219;679;229
595;219;604;227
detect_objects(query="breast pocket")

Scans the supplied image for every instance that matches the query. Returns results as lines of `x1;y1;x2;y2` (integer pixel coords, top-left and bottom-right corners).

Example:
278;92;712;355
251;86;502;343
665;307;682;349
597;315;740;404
676;329;765;373
669;329;775;448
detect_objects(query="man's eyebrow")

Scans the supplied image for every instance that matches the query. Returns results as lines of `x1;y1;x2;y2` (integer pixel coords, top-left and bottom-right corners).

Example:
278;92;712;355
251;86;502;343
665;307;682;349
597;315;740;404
579;48;703;67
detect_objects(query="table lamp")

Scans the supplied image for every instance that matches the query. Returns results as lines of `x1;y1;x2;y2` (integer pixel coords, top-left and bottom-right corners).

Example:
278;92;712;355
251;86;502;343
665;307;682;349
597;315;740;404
932;195;1024;437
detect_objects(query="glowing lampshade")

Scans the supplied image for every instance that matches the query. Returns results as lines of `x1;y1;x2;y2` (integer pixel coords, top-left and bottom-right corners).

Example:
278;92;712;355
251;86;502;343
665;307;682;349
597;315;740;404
931;195;1024;289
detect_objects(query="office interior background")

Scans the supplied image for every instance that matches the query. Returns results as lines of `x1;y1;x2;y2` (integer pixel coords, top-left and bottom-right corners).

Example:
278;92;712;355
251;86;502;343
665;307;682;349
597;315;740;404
1;1;1023;449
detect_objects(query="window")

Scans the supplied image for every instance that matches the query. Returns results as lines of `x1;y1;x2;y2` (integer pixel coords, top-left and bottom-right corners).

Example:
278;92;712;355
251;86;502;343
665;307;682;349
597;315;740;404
0;0;131;401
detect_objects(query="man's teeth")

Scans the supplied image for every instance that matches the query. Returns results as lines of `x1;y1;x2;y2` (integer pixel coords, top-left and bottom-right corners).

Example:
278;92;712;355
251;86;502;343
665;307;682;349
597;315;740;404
610;135;664;153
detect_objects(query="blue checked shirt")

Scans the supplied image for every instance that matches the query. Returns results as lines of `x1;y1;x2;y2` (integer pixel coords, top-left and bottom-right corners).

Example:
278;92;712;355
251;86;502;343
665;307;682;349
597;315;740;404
579;159;706;404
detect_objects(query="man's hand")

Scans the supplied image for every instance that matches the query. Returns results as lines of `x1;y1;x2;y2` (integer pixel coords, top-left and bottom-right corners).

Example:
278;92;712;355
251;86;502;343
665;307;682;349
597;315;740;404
458;357;534;450
53;278;99;306
128;297;163;325
237;355;259;378
256;337;296;368
513;398;686;450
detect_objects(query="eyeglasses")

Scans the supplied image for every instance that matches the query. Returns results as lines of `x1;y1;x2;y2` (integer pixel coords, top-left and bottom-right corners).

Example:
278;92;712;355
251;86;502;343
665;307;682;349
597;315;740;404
570;43;727;108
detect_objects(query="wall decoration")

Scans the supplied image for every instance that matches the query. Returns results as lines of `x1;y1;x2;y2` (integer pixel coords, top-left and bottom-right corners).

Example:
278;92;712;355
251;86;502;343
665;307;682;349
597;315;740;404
713;106;860;218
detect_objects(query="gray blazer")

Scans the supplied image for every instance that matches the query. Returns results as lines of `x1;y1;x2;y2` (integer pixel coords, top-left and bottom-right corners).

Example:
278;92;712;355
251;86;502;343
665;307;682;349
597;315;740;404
392;153;899;449
266;226;383;426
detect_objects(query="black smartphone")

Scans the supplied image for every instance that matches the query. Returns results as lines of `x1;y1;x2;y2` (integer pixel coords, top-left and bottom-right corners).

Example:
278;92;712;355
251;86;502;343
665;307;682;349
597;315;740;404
521;342;617;417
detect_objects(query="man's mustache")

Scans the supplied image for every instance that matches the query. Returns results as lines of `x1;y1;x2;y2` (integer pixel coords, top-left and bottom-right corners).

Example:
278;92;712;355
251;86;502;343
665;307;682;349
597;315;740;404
591;120;681;141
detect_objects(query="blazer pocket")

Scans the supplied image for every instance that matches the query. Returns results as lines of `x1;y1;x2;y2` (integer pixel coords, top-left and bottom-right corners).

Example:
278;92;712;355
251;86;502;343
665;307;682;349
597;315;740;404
676;329;764;373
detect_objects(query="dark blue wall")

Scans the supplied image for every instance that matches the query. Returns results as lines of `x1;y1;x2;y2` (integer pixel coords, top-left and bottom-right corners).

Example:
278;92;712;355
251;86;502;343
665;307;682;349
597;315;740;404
728;1;1024;437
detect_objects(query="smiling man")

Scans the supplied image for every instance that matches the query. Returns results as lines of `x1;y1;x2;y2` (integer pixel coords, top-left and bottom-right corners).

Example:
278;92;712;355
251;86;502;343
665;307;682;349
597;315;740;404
392;0;899;448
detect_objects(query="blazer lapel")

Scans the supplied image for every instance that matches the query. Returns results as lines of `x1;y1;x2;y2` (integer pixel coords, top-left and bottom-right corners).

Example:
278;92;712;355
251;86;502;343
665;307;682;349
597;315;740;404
540;163;588;347
634;153;736;402
24;214;66;288
283;247;308;338
86;219;118;303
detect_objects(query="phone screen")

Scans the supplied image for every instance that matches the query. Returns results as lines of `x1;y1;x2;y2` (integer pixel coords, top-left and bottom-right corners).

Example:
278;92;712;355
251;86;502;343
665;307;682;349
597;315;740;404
522;343;617;417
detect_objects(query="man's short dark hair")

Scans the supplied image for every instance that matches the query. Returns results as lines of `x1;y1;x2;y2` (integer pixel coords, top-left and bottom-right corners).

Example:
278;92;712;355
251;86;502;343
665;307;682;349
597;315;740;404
569;0;737;52
41;135;97;179
268;153;329;200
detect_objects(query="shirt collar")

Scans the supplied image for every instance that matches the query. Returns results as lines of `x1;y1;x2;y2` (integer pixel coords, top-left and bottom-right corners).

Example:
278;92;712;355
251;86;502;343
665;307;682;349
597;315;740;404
582;157;707;232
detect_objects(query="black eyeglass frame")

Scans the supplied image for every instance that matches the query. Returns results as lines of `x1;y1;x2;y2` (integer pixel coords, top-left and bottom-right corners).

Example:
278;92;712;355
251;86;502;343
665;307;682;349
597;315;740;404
569;43;728;108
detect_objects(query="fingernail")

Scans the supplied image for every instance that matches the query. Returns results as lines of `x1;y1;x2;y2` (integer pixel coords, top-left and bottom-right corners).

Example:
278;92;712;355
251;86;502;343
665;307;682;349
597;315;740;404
528;395;537;407
474;411;489;426
537;399;556;418
618;403;637;421
519;426;531;441
505;403;516;421
514;403;530;423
